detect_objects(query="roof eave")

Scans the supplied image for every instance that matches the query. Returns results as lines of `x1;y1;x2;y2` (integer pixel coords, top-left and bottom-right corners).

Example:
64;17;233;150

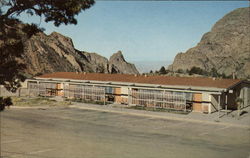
33;77;226;93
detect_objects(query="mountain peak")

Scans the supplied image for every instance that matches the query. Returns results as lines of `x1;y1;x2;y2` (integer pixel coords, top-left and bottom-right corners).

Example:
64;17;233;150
109;51;139;74
110;50;125;62
1;24;139;76
168;7;250;79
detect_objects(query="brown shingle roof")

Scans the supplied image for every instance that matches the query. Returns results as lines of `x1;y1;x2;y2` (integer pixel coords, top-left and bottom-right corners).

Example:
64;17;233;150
36;72;242;89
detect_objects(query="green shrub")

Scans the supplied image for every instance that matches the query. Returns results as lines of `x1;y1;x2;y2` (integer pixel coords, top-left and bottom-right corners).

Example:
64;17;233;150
0;97;13;111
159;66;167;74
189;66;204;75
176;69;184;73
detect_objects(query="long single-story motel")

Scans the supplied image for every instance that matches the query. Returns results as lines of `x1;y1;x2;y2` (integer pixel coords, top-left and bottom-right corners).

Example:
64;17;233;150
24;72;250;114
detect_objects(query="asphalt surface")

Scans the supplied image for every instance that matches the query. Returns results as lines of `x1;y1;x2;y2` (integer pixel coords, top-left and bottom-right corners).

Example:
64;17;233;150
1;107;250;158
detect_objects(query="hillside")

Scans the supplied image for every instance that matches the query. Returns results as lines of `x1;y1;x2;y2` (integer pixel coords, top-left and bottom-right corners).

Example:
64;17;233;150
5;24;139;76
168;7;250;79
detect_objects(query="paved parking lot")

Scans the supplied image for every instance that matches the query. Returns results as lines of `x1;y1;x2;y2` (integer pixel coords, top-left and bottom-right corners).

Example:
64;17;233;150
1;107;250;158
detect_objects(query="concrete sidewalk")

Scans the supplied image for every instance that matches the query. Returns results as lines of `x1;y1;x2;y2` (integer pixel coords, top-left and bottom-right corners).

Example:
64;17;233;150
69;102;250;129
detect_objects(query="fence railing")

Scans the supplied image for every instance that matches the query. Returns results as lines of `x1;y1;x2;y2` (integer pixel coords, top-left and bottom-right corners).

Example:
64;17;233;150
0;86;29;97
131;89;187;111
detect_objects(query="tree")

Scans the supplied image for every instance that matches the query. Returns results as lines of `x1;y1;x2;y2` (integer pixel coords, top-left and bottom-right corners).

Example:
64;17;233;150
188;66;204;75
159;66;167;74
0;0;94;111
0;97;13;111
0;0;94;26
210;68;219;77
176;69;184;73
0;0;95;92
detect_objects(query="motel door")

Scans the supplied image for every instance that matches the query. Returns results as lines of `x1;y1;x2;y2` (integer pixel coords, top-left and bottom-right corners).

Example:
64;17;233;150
56;83;63;96
114;88;122;103
193;93;202;112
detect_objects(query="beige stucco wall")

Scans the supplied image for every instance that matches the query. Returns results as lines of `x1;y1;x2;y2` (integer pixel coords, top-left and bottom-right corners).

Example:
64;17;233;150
121;86;129;98
202;93;210;113
246;87;250;107
240;86;250;108
226;82;249;110
247;87;250;107
210;94;219;113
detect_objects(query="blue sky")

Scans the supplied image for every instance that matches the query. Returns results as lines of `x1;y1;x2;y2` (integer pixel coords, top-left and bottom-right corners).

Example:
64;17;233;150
20;1;249;62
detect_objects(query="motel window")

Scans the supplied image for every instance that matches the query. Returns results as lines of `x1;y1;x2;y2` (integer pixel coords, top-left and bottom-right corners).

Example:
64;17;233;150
173;91;181;95
105;87;114;94
185;93;193;101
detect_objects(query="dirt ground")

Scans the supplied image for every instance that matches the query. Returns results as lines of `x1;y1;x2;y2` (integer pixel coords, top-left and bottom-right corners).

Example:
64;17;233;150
1;107;250;158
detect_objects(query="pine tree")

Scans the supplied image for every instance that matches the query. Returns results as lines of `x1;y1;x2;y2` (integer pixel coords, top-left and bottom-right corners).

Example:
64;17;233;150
159;66;167;74
0;0;95;92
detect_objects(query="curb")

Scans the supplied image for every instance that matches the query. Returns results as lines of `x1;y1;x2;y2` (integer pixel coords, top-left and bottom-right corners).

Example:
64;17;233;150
10;106;52;109
69;105;250;129
9;105;250;129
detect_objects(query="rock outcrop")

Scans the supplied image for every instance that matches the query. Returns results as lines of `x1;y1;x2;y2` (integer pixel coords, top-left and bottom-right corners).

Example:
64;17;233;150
168;7;250;79
23;32;82;75
13;29;139;75
108;51;139;74
73;50;109;73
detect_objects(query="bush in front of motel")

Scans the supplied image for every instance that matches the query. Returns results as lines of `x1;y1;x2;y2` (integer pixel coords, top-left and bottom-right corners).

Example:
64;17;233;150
0;97;13;111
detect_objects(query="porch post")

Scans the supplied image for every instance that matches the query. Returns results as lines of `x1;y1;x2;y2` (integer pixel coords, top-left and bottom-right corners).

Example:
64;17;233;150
154;91;156;110
218;95;221;118
208;95;211;114
37;81;40;96
225;93;228;115
104;90;106;105
28;82;30;97
128;87;131;106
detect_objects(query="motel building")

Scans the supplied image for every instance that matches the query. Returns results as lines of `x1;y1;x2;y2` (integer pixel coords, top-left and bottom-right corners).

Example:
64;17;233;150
24;72;250;114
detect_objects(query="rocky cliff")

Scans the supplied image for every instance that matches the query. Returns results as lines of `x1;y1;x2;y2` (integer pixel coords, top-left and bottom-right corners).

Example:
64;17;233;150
168;7;250;79
109;51;139;74
16;30;139;75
